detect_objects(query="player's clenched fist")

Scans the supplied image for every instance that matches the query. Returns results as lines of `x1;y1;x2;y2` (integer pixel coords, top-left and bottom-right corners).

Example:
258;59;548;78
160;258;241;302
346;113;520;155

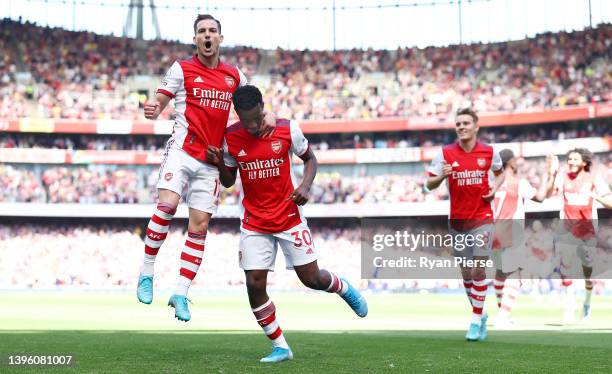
481;188;496;202
288;185;310;206
206;145;223;166
144;102;161;119
546;153;559;175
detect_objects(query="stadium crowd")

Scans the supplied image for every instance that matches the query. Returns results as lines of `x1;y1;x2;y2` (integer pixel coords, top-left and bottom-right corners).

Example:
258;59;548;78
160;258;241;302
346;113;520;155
0;222;363;290
1;221;610;292
2;153;610;204
40;167;140;203
266;24;611;120
0;18;610;121
0;18;260;120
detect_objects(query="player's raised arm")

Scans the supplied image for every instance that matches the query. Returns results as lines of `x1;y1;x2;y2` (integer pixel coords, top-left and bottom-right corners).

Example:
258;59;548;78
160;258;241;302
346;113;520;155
206;144;237;188
543;153;560;198
145;60;184;120
533;154;558;202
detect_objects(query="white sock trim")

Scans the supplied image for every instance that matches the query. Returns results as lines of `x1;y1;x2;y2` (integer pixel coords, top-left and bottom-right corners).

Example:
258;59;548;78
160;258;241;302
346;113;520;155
252;299;272;313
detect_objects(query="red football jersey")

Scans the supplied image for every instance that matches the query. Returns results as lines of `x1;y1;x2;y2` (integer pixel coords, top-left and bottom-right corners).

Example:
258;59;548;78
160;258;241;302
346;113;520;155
555;170;610;239
156;55;247;161
492;176;537;249
428;141;502;230
494;177;537;220
223;119;310;233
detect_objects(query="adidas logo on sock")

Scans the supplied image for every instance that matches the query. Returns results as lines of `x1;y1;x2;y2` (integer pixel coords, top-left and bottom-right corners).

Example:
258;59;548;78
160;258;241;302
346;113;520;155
194;76;204;83
238;149;247;157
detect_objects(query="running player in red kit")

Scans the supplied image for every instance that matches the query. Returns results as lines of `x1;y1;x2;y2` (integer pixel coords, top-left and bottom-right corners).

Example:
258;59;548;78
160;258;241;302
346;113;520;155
545;149;612;322
426;108;504;341
491;149;552;328
136;14;275;322
206;85;367;363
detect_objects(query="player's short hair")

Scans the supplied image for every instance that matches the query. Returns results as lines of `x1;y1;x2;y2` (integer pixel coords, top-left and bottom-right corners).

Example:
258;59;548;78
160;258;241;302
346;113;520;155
499;149;515;168
233;85;263;111
193;14;221;34
566;147;593;172
455;108;479;124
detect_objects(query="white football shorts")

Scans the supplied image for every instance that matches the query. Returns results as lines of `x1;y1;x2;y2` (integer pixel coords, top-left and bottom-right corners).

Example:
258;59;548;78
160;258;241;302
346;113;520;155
238;222;318;271
156;140;220;214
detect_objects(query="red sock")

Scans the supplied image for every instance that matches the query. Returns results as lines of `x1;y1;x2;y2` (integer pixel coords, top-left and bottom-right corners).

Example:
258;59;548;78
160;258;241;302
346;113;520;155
470;278;488;324
252;300;288;348
141;202;176;275
494;277;505;308
175;230;206;296
463;279;473;306
325;271;347;295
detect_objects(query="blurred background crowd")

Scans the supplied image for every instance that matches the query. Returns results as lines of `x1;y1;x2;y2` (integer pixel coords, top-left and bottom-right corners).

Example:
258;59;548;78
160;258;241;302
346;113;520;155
2;220;610;291
2;153;610;204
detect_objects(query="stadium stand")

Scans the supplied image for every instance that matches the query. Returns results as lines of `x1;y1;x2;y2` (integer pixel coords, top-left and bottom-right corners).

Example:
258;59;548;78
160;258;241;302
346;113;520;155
1;154;610;204
0;18;610;121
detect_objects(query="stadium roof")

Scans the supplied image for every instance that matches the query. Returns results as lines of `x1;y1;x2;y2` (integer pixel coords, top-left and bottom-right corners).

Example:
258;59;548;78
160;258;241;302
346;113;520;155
2;0;611;50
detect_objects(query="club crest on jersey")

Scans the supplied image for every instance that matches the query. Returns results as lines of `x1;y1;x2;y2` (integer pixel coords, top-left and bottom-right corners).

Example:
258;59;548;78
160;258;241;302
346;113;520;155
477;158;486;168
271;140;282;154
224;76;235;88
164;172;173;181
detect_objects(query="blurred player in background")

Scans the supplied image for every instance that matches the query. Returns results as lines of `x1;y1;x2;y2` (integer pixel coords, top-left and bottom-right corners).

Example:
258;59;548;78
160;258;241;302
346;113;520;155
426;108;504;341
491;150;552;328
137;14;275;321
546;148;612;323
526;219;557;298
206;85;368;363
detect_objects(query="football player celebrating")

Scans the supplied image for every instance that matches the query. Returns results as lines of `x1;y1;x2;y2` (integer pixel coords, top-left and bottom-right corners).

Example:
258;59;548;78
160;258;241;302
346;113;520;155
207;85;367;363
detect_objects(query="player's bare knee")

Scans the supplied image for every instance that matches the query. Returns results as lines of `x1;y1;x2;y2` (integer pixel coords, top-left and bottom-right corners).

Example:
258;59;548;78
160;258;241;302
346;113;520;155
188;215;210;232
245;272;267;294
158;189;180;207
473;268;486;280
190;221;209;233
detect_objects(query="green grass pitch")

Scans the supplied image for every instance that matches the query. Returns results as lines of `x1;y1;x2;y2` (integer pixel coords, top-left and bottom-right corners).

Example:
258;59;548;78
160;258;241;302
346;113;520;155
1;292;611;373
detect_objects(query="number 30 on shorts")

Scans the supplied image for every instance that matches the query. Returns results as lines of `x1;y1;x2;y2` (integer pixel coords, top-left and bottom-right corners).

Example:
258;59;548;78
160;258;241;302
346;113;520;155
290;230;313;247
